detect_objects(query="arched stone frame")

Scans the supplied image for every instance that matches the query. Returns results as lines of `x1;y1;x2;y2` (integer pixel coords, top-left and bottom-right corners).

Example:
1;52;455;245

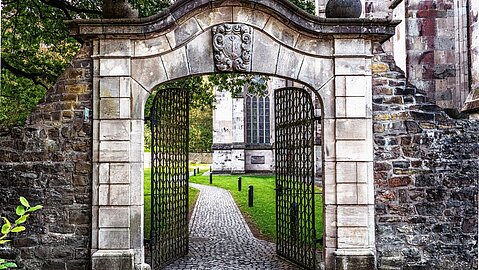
68;1;398;269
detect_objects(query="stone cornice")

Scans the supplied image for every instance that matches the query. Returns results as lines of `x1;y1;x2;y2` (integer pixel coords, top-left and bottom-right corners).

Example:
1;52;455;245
67;0;400;42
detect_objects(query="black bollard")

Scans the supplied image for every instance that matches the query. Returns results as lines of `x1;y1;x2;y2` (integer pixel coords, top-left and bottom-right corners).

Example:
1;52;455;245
193;168;196;176
209;172;213;184
238;176;242;191
248;185;253;207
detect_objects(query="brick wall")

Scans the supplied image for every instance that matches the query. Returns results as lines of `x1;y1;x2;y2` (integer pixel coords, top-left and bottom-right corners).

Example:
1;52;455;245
372;44;478;269
0;43;93;270
404;0;470;111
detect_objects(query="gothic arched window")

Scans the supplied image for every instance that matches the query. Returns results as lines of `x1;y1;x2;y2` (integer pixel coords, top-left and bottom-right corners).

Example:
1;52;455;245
246;92;271;145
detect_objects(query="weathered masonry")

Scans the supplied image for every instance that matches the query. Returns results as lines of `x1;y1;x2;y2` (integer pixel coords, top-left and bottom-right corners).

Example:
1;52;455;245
66;0;397;269
0;0;477;270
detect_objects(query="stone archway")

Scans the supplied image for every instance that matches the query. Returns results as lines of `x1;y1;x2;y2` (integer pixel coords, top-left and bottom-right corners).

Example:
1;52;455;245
68;1;398;269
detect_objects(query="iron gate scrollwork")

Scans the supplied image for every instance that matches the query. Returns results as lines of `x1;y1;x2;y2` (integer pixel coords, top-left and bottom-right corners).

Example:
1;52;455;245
275;87;317;269
150;88;189;269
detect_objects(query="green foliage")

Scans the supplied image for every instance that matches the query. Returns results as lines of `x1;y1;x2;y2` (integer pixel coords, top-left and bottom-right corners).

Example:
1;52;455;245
0;197;43;269
289;0;316;14
189;107;213;153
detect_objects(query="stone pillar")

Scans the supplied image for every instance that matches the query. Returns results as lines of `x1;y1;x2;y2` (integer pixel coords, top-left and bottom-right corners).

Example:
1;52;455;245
325;38;375;270
91;39;148;270
231;96;246;174
212;90;233;173
463;0;479;114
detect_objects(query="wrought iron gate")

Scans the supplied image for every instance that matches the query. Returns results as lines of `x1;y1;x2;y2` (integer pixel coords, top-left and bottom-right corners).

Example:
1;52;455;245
275;87;317;269
150;88;189;269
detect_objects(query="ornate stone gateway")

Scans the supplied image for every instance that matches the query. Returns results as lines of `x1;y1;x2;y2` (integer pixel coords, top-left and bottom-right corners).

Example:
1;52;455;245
275;87;317;269
150;88;189;268
67;0;398;269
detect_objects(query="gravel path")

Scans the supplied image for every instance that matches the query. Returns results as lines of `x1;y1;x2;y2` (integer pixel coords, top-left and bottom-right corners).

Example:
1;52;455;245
165;183;299;269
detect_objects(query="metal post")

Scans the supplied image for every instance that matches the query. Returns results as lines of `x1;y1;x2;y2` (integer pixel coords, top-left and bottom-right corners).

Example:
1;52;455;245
248;185;253;207
196;168;199;174
209;172;213;184
193;168;196;176
238;176;242;191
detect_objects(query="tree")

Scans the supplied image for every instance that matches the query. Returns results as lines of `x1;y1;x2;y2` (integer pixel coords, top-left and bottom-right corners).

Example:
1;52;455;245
0;0;315;128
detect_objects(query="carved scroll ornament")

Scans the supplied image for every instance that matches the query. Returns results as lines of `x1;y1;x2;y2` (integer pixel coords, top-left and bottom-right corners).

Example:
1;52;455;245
212;24;252;72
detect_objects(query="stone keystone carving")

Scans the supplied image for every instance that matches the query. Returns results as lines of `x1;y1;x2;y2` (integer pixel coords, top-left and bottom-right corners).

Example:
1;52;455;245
212;24;252;72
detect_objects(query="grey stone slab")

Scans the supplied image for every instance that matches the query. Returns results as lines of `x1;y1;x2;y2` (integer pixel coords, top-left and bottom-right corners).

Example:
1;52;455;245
161;47;190;80
186;30;214;75
251;31;280;75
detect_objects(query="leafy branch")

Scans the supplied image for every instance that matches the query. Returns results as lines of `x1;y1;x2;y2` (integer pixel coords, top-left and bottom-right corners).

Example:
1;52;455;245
0;197;43;269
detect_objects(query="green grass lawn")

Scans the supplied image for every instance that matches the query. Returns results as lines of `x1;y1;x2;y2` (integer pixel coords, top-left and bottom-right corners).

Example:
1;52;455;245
144;166;323;242
189;170;323;242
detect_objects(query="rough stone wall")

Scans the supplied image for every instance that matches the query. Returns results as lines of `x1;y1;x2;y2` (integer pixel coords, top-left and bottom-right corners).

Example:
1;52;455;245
372;44;478;269
0;43;93;270
404;0;470;111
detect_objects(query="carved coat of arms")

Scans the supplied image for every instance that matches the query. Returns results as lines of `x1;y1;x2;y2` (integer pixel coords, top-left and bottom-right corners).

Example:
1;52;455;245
212;24;252;72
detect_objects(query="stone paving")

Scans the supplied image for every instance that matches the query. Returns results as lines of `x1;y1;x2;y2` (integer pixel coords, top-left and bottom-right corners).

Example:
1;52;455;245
165;183;300;269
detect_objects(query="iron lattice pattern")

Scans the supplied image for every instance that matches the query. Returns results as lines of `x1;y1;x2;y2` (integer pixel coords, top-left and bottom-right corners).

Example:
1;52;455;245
151;88;189;269
275;87;316;269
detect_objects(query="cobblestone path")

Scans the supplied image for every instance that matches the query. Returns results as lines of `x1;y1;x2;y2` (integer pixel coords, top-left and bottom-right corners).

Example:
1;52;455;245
165;183;299;269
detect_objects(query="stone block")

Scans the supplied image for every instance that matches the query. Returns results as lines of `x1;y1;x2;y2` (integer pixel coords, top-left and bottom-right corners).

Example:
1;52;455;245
335;252;375;270
166;17;201;48
99;163;110;184
336;140;373;162
251;31;280;75
337;227;369;248
99;98;120;119
130;81;149;120
120;98;131;119
100;77;120;98
232;7;270;29
263;17;298;47
323;205;337;238
100;120;130;141
99;207;130;227
296;36;333;56
98;228;131;249
276;46;304;80
100;39;132;57
99;184;130;206
336;119;368;140
345;96;367;117
131;57;167;91
337;206;369;227
129;205;143;250
134;35;170;57
334;39;371;55
187;30;214;75
129;163;144;206
100;59;130;76
323;161;336;186
298;56;333;90
357;183;373;205
99;141;130;162
335;58;370;75
335;97;346;117
336;183;358;204
92;250;134;270
110;163;130;184
161;47;189;80
336;162;356;183
322;119;336;161
320;83;336;118
195;7;233;30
